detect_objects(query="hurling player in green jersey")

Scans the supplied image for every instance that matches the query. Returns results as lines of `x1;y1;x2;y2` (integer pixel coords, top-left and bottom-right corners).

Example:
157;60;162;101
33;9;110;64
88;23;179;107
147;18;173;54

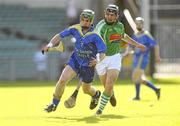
94;4;146;116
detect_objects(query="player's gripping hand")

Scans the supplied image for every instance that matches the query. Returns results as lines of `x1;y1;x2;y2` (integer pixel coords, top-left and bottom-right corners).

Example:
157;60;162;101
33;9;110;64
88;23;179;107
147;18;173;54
89;58;97;67
137;44;147;52
41;46;49;54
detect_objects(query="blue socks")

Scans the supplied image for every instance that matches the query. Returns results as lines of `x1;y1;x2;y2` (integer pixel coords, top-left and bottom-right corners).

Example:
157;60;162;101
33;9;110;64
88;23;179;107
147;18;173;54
53;98;60;106
135;83;140;98
145;81;158;91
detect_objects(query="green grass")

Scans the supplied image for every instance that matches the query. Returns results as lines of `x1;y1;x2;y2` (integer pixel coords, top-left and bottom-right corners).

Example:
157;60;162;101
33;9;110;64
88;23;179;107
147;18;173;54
0;79;180;126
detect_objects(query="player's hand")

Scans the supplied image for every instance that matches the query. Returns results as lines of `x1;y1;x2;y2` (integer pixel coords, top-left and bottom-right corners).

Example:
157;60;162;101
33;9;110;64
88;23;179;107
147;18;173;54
89;58;97;67
137;44;146;52
41;46;49;54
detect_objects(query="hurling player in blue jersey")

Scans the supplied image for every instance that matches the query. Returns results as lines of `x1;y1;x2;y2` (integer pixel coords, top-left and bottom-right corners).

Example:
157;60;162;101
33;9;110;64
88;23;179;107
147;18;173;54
42;9;106;112
131;17;161;100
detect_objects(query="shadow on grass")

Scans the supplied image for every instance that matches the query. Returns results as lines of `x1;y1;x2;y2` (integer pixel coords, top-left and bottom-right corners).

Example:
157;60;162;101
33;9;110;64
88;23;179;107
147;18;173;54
46;114;127;123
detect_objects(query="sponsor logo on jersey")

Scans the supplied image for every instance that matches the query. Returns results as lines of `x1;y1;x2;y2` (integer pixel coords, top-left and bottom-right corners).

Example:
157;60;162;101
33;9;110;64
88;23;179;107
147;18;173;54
109;34;122;42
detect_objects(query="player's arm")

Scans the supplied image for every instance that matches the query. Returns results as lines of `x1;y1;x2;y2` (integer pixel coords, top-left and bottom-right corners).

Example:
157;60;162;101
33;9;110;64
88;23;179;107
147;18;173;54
89;34;106;67
122;33;146;51
154;44;161;63
42;34;62;53
146;31;161;63
42;28;72;54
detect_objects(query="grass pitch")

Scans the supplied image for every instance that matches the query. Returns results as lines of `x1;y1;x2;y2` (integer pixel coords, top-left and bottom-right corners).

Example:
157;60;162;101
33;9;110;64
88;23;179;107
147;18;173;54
0;79;180;126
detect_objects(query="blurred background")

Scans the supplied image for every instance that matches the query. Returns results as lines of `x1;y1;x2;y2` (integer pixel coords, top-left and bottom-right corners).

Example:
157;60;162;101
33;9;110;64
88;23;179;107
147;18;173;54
0;0;180;81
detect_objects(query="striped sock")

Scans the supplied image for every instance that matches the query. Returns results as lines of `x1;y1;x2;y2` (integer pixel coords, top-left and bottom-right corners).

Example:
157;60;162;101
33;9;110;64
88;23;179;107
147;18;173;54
99;92;110;112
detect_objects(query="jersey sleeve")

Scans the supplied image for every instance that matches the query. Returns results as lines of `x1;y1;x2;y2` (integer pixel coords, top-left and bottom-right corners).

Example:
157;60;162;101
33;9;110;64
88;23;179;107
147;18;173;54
94;20;105;38
59;27;73;38
94;34;106;53
118;22;125;37
146;35;157;47
144;31;157;47
89;33;106;53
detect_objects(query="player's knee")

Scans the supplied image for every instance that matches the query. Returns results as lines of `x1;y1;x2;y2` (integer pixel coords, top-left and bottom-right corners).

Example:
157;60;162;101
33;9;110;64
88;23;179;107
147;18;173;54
132;69;144;83
132;76;140;83
132;77;142;83
57;78;66;86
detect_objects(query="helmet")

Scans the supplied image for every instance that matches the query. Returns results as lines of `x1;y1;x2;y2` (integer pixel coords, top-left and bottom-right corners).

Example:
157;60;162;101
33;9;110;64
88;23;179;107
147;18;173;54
135;17;144;31
106;4;119;15
135;17;144;23
80;9;95;22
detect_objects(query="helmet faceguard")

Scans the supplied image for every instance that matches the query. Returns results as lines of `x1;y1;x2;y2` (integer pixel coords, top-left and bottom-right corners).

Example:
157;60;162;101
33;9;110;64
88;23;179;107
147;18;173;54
105;4;119;15
80;9;95;23
105;4;119;25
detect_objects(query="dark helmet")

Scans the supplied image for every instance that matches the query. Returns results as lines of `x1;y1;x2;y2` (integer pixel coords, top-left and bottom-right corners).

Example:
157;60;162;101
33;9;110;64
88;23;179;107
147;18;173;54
80;9;95;23
106;4;119;15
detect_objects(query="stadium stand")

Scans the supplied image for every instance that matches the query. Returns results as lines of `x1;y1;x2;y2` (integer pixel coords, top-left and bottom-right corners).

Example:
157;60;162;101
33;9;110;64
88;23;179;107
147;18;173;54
0;4;67;80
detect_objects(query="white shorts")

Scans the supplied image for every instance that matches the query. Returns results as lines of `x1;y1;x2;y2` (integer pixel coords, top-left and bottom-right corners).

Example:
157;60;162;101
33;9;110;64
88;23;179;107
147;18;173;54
96;53;122;75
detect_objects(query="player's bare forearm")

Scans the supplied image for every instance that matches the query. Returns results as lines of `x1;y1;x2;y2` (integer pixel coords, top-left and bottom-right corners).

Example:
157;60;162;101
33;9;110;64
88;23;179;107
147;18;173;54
122;34;146;51
49;34;61;46
41;34;62;54
122;34;139;46
154;45;161;63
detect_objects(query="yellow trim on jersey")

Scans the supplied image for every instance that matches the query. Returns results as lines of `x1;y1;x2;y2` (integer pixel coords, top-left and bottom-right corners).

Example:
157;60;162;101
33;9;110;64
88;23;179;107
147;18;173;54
69;24;84;36
68;24;104;42
135;30;154;40
144;30;154;39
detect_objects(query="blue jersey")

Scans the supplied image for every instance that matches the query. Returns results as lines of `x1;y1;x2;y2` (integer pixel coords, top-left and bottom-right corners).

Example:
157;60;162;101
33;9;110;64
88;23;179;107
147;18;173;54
131;31;157;69
59;24;106;67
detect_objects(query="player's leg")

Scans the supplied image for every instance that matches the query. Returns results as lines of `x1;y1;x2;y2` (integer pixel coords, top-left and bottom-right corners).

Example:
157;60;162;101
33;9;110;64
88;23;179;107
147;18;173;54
82;82;101;110
80;66;101;110
96;54;121;108
107;54;122;107
64;79;82;108
99;73;116;106
131;68;143;100
45;65;76;112
142;79;161;100
140;57;161;100
96;69;119;115
133;83;141;100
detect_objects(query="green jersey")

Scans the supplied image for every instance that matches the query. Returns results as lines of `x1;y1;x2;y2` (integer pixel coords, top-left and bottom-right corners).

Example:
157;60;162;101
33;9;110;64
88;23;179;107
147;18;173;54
95;20;125;56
